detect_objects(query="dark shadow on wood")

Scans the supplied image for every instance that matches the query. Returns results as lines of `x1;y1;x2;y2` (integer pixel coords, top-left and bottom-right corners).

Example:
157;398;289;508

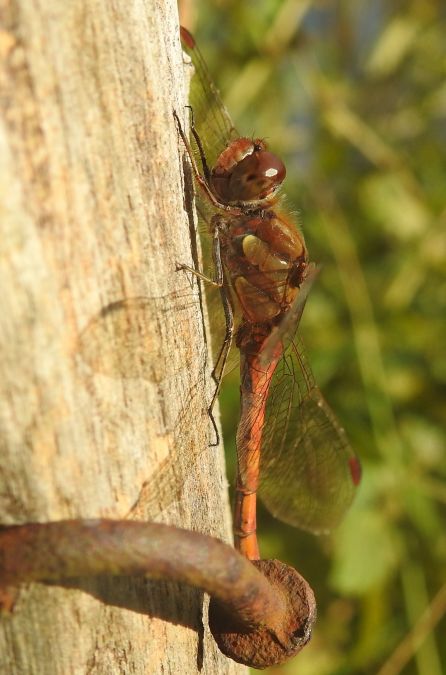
45;575;205;633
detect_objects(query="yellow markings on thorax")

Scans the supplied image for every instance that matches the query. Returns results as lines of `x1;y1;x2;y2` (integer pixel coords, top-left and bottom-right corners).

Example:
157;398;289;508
242;235;290;273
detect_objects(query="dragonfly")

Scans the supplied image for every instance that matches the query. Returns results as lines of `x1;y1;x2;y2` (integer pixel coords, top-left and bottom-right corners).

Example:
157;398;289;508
177;26;361;560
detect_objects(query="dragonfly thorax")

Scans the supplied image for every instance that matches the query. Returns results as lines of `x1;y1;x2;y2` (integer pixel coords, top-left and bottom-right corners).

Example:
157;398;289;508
211;138;286;205
217;211;307;324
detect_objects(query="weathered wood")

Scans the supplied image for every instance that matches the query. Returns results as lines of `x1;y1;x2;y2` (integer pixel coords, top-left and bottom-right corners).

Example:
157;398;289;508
0;1;244;672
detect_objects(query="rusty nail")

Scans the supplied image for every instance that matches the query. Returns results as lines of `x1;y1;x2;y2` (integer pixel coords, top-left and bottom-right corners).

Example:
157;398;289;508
0;519;316;667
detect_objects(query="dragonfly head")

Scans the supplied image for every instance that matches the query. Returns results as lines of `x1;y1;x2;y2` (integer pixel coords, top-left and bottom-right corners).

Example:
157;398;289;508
211;138;286;205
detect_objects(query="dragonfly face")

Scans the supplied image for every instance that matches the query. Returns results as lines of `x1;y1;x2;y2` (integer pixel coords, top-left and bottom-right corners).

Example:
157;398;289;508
211;138;286;205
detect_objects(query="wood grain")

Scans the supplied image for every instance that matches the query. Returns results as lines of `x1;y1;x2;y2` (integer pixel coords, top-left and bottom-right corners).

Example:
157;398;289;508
0;1;244;672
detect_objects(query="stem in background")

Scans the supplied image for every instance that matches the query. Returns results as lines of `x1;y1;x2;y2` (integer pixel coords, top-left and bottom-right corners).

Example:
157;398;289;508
0;519;316;669
376;582;446;675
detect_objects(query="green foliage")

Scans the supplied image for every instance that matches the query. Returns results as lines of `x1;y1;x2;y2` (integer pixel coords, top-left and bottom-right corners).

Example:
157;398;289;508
185;1;446;672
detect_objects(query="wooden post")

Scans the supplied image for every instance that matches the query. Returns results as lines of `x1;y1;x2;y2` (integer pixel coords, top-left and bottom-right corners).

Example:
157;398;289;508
0;1;244;672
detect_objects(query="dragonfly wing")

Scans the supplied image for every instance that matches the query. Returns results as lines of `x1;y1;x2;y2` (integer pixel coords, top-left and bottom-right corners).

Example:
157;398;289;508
258;339;360;533
179;28;242;382
201;273;240;378
181;27;239;169
259;263;319;368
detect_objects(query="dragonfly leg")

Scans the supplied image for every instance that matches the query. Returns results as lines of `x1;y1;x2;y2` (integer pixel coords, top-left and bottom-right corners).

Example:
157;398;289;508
207;306;233;449
185;105;211;184
208;295;234;417
176;255;227;410
176;262;222;287
173;110;243;217
177;228;233;445
208;228;234;414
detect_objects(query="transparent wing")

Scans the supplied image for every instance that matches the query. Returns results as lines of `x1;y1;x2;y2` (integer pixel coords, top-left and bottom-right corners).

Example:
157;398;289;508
76;292;212;518
258;338;360;533
179;27;241;380
77;294;199;382
181;26;239;169
194;202;240;379
259;264;318;368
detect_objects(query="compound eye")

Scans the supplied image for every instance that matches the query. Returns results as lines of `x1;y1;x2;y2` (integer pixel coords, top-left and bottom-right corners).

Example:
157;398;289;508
227;151;286;201
256;152;286;185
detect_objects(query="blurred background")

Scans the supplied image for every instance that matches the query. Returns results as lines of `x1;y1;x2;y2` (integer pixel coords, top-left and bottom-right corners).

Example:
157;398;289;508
178;1;446;673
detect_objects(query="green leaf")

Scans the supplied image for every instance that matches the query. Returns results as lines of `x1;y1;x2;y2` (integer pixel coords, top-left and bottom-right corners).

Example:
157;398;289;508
330;507;402;595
